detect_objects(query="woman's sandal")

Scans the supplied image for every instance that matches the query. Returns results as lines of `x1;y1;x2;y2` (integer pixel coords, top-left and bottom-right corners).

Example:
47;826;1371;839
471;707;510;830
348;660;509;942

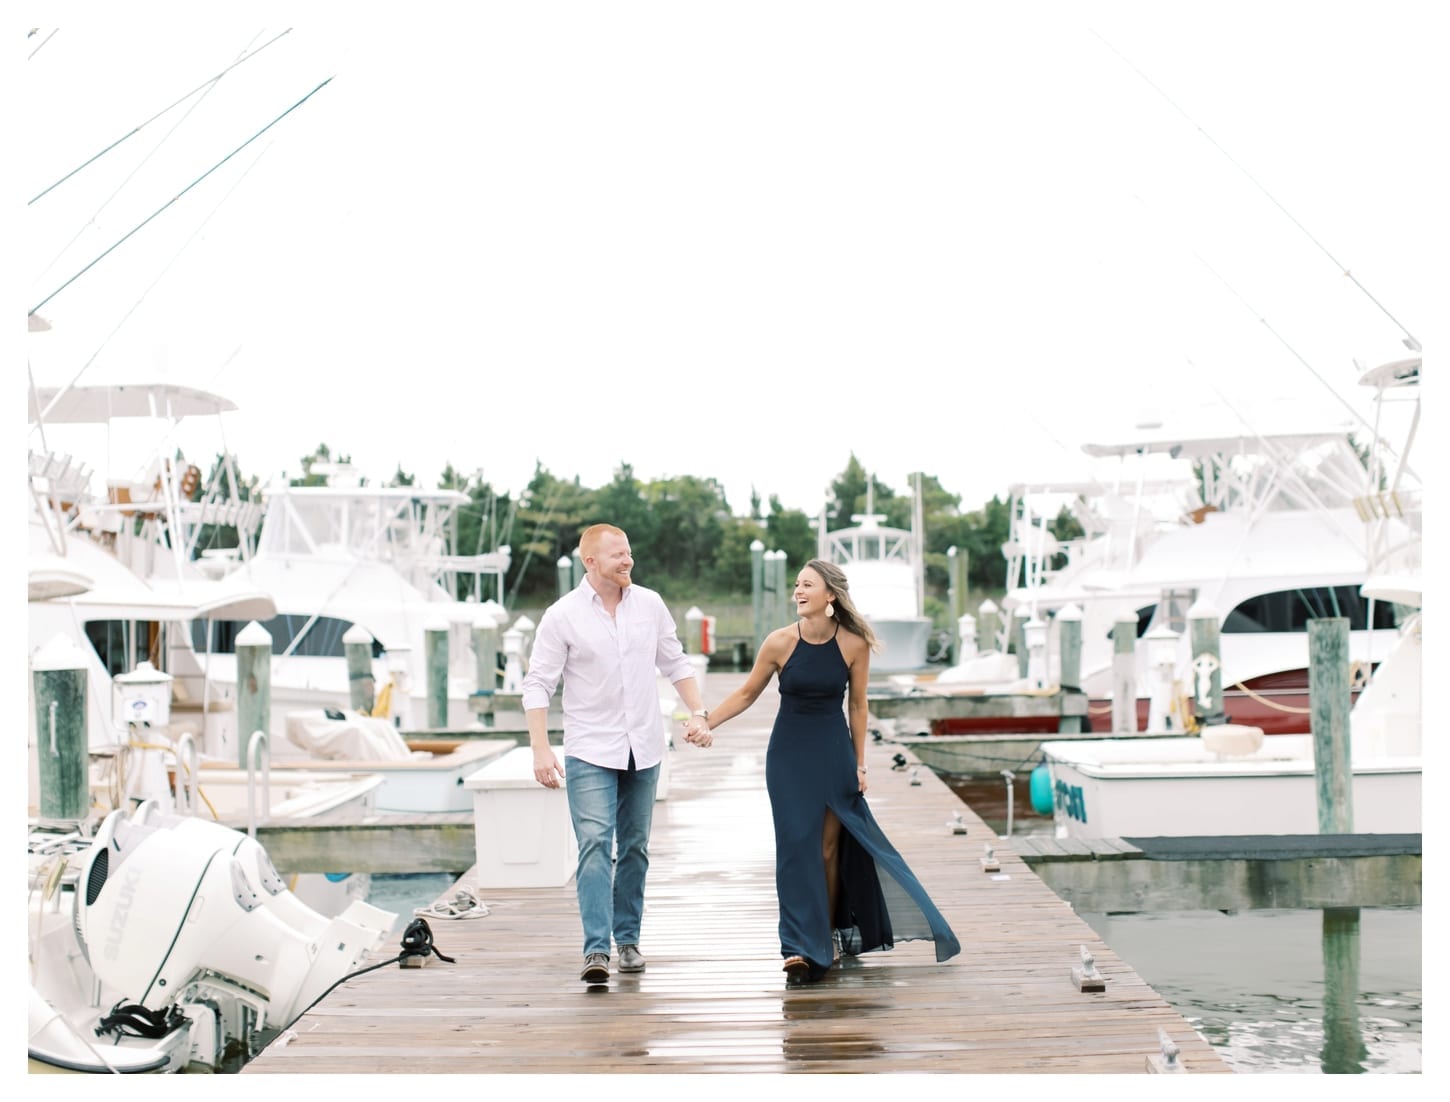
782;955;810;983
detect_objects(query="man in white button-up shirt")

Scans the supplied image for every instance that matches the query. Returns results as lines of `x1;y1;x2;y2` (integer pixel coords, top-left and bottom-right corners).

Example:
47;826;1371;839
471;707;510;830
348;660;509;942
523;523;711;985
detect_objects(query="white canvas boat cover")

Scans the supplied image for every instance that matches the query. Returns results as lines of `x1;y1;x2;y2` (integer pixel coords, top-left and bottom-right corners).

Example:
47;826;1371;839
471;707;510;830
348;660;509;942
283;709;414;761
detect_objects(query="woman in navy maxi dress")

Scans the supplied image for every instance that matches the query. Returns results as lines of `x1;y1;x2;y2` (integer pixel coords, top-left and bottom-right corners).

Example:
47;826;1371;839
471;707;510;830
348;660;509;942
684;558;960;981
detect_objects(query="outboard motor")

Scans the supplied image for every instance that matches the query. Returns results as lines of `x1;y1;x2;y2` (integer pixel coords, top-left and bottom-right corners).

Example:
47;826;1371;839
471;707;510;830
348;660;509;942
136;802;392;944
71;805;395;1050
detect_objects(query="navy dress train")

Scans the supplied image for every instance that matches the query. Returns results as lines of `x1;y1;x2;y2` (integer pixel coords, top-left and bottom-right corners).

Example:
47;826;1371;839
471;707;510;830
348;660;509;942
765;624;961;977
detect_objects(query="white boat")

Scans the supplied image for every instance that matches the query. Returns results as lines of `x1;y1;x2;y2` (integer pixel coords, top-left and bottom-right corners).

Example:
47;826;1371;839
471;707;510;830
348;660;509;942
818;477;932;673
29;384;518;786
27;429;391;914
252;712;516;812
874;414;1412;779
1036;356;1422;839
28;384;275;761
1003;424;1407;721
190;468;514;738
1037;632;1420;837
28;804;396;1073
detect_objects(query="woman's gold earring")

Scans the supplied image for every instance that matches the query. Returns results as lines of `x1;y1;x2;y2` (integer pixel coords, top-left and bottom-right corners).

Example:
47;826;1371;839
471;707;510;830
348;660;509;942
825;602;835;618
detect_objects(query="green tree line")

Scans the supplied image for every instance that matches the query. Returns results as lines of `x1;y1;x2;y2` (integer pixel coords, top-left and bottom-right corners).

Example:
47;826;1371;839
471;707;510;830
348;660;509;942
191;446;1084;624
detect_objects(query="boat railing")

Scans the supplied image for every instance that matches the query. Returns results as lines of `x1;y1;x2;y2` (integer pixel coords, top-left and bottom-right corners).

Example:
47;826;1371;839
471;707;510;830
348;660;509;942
27;448;93;504
174;732;200;817
246;729;270;837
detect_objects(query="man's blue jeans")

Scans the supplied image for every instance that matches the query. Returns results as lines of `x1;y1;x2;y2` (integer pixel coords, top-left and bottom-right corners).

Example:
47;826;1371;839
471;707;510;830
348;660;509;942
565;755;659;957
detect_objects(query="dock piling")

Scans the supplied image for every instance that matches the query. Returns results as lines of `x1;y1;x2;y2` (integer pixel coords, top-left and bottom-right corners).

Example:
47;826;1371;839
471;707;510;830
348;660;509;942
769;550;789;632
1025;616;1047;687
424;618;449;729
31;635;89;824
236;621;273;767
1321;906;1369;1072
1309;618;1354;833
947;546;968;663
1011;608;1030;677
472;609;502;694
1112;613;1139;734
343;625;375;713
977;598;1000;654
750;540;766;653
1188;599;1225;726
1144;625;1181;733
1057;603;1082;689
501;625;526;693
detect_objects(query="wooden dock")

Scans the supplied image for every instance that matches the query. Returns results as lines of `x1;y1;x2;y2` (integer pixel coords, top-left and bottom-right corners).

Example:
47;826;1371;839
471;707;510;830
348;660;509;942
243;674;1230;1075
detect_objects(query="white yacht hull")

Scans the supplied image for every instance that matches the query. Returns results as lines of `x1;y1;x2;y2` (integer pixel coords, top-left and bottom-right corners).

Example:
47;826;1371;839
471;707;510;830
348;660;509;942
866;616;933;673
1040;734;1421;838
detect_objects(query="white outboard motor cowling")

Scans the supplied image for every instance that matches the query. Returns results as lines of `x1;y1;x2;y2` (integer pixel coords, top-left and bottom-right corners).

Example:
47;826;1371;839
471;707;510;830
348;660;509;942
73;807;394;1034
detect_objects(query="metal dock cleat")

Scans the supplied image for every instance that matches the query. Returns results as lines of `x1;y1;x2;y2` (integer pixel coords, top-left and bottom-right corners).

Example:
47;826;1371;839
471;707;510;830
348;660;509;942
1145;1028;1185;1073
1071;944;1106;991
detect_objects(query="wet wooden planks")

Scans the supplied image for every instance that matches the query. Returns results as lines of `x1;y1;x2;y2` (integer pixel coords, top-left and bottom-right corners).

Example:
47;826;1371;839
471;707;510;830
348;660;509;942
244;674;1230;1075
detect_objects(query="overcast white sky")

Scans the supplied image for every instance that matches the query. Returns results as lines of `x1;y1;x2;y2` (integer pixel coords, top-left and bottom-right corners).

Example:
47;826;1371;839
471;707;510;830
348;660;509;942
20;1;1436;518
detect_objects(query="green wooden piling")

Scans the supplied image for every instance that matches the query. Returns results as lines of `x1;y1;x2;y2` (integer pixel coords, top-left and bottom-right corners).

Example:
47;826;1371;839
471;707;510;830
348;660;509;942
1309;617;1353;833
751;540;766;653
684;606;703;656
343;624;375;713
556;555;573;600
424;619;449;729
947;547;968;663
32;636;89;823
1320;907;1369;1073
1011;608;1030;678
771;551;790;631
236;621;273;768
571;548;584;587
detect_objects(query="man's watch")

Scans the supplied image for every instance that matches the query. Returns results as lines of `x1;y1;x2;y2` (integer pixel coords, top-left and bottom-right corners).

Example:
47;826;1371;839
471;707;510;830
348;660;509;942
691;708;710;720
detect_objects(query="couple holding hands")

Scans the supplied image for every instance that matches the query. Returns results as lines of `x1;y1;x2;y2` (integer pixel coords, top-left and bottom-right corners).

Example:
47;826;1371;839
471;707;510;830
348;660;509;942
523;523;959;986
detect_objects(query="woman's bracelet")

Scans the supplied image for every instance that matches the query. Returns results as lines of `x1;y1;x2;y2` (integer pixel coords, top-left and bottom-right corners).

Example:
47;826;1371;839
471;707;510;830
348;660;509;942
856;765;867;773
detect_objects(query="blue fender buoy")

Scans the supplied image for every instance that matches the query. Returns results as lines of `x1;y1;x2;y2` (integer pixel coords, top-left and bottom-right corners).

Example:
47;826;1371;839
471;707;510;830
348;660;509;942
1029;763;1053;815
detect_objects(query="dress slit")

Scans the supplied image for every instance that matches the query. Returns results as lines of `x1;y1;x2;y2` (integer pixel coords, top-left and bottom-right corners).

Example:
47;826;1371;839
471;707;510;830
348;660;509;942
765;630;960;976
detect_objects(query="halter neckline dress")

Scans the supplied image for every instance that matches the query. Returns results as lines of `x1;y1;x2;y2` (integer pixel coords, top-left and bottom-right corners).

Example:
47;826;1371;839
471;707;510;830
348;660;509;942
765;622;961;978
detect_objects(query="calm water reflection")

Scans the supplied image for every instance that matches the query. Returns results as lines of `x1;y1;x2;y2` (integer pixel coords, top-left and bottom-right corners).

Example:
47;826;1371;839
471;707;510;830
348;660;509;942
1079;907;1421;1073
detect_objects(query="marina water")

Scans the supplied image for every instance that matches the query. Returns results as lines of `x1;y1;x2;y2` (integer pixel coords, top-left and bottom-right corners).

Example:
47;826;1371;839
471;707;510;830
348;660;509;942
946;776;1420;1073
1080;907;1421;1073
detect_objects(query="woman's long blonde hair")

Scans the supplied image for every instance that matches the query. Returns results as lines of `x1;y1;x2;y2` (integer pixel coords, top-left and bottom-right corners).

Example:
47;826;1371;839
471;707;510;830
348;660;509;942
803;558;880;651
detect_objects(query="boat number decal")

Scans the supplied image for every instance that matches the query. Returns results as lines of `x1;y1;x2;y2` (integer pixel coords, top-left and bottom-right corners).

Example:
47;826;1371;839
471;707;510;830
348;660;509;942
1054;780;1087;823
